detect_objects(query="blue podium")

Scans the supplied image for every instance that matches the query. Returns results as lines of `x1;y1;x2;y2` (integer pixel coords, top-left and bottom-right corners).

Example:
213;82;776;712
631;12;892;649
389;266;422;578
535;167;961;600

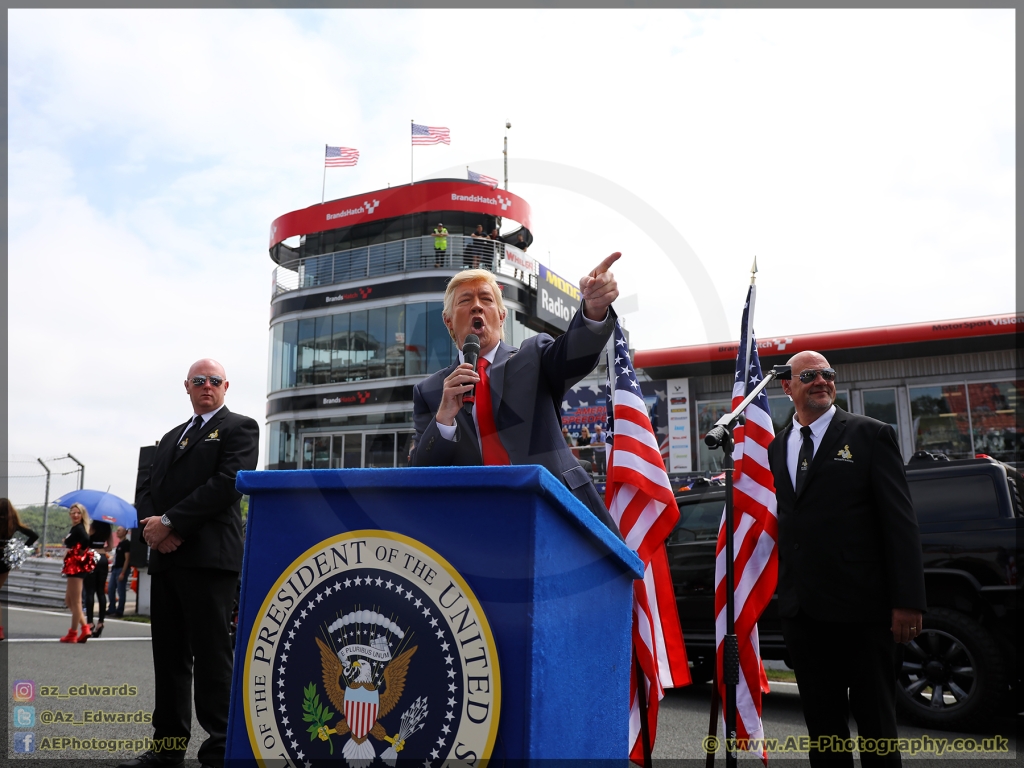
225;466;643;765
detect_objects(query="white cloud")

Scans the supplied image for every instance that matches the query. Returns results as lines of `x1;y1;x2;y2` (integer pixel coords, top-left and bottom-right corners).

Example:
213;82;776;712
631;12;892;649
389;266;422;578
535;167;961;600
7;7;1014;501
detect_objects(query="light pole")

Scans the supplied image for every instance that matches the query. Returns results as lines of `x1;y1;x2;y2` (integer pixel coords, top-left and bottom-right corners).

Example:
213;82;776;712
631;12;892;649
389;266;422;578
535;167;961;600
67;453;85;490
38;458;51;553
503;120;511;191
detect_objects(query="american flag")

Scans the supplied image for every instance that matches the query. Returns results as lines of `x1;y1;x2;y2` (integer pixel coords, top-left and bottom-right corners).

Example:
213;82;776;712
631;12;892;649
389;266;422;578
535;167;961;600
325;146;359;167
714;283;777;763
606;322;690;765
411;123;450;145
467;169;498;187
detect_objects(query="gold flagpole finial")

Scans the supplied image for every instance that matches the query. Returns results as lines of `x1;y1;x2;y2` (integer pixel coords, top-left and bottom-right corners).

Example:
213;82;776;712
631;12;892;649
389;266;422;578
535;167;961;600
750;256;758;285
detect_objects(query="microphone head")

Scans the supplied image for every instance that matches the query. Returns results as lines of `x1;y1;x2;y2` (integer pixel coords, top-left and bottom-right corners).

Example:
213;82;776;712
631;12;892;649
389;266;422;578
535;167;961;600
463;334;481;356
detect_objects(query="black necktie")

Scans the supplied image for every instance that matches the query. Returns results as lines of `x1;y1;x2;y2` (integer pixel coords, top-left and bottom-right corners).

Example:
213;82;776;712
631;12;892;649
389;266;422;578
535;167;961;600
179;416;205;448
795;425;814;495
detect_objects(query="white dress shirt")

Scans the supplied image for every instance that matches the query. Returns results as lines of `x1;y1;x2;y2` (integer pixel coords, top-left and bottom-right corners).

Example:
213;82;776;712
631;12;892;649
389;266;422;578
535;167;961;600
786;404;836;489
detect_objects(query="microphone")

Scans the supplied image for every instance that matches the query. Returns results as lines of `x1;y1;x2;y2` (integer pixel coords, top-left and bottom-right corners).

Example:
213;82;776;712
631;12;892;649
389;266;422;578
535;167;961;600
462;334;480;407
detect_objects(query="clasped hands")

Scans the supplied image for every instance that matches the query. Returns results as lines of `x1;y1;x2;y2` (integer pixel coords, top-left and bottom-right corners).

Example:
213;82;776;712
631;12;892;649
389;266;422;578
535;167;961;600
141;516;184;554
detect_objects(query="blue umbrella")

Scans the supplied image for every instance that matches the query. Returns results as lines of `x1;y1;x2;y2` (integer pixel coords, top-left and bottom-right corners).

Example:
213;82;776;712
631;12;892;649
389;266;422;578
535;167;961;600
53;489;138;529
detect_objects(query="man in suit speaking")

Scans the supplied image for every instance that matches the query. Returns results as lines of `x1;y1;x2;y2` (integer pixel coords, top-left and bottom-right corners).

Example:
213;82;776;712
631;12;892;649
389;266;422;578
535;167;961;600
120;359;258;768
767;350;926;767
412;254;620;534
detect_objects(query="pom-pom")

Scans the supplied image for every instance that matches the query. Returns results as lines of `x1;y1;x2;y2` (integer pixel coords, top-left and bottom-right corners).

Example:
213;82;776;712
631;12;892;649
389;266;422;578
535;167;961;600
3;538;33;569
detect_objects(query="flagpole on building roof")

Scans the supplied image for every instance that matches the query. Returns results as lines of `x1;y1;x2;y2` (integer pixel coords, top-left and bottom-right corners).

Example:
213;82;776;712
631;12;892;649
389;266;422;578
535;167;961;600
322;145;327;204
410;119;414;185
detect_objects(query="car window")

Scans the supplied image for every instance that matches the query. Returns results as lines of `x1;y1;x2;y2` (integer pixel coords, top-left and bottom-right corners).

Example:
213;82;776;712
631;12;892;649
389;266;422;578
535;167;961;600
908;475;999;523
670;499;723;544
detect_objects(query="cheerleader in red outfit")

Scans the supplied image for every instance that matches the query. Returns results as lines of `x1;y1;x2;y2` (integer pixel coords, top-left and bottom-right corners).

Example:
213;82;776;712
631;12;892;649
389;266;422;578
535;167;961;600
60;503;95;643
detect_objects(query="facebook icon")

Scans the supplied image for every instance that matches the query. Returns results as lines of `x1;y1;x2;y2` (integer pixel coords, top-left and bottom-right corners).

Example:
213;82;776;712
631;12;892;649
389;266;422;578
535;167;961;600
14;731;35;753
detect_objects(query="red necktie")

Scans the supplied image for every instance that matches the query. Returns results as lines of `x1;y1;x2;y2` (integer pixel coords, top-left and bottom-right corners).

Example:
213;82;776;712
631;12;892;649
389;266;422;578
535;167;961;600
476;358;510;465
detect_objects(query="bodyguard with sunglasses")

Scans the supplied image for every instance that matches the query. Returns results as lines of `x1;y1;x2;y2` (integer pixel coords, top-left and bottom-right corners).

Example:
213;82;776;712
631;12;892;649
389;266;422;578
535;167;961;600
767;351;925;768
122;359;258;768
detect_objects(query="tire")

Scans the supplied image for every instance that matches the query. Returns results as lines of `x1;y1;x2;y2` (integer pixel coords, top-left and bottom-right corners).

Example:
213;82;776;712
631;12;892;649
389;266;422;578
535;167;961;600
895;608;1008;731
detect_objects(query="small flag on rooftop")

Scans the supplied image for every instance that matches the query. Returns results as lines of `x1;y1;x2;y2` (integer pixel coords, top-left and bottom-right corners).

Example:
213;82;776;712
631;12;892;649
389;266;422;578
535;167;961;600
411;123;451;145
468;169;498;188
325;146;359;167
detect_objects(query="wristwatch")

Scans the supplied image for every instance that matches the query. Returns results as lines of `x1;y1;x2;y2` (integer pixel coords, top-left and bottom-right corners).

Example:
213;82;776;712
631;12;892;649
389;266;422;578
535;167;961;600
160;514;173;529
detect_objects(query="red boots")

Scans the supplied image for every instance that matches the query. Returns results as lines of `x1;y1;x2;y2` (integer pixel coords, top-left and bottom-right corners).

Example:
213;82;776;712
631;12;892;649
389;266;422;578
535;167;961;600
77;624;92;643
59;628;79;643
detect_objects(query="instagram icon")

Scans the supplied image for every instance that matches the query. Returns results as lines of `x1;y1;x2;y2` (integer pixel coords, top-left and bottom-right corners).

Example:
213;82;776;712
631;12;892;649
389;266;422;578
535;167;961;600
12;680;35;702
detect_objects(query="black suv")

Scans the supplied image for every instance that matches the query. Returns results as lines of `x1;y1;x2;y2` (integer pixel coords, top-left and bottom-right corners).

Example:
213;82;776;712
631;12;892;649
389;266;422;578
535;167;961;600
668;456;1021;732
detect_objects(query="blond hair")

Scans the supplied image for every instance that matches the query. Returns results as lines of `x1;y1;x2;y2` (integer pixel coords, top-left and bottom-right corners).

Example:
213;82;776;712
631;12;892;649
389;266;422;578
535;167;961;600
442;270;507;344
69;502;92;529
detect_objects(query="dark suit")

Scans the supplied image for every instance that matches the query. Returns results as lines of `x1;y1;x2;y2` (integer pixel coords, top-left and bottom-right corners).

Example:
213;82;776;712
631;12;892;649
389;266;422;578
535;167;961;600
412;307;618;534
768;407;926;767
137;406;259;767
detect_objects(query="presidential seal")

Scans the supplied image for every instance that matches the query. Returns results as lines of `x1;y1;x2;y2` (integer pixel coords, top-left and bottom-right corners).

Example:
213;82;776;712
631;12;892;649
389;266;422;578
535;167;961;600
243;530;500;768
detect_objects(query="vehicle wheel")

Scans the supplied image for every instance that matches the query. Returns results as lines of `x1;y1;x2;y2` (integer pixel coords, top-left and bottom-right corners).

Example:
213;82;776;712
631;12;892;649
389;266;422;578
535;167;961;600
895;608;1008;731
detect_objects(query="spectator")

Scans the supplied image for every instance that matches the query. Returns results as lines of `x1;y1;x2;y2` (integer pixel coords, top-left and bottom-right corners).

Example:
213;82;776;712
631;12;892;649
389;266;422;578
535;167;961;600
488;228;502;270
433;222;448;267
578;426;594;468
83;520;113;637
468;224;487;269
108;527;132;618
593;423;609;475
515;232;528;252
562;426;575;447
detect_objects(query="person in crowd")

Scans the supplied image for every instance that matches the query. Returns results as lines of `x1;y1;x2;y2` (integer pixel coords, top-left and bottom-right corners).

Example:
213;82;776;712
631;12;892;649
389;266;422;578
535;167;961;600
592;423;609;475
767;350;926;768
83;519;113;637
515;232;528;252
562;426;575;447
432;222;448;267
60;503;95;643
577;425;594;468
487;228;503;271
411;255;622;535
108;527;132;618
119;359;259;768
0;498;39;641
468;224;487;269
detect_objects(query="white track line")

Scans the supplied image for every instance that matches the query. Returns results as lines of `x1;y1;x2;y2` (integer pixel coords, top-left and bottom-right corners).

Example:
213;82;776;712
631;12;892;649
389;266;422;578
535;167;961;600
5;637;152;643
5;605;146;622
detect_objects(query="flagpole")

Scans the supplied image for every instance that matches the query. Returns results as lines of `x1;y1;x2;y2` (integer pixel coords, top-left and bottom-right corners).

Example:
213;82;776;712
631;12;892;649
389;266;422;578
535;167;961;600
634;651;653;768
410;119;414;184
322;145;327;204
743;258;757;387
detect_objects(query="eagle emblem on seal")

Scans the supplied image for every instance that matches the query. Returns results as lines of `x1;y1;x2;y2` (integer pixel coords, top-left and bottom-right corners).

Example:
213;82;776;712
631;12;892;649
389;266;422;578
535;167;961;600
311;610;424;766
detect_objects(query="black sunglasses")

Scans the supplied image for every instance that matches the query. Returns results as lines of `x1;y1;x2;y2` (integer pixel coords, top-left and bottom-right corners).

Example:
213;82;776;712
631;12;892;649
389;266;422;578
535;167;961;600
797;368;837;384
190;375;225;387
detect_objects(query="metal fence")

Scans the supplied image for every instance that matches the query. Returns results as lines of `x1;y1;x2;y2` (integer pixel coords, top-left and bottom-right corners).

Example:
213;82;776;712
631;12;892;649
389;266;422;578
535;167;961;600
272;236;538;296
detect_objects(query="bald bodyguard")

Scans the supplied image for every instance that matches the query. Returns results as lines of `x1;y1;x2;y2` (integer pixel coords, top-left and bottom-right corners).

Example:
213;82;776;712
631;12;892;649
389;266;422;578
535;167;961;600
121;359;259;768
768;351;926;768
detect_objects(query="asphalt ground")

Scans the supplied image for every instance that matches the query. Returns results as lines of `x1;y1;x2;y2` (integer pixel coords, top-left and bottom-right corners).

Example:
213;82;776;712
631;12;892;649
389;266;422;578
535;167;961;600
3;604;1020;765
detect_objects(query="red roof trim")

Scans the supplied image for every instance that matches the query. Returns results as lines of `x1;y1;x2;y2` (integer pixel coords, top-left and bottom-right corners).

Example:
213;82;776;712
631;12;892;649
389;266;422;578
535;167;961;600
268;180;532;250
634;313;1023;369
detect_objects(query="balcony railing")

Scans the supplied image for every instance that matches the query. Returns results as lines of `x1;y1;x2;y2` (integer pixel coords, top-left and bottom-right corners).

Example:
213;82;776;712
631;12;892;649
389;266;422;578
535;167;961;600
272;235;537;297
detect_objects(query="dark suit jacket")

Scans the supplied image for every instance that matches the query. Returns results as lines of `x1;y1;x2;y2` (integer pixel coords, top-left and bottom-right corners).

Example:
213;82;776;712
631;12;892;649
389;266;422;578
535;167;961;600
412;307;619;534
767;407;926;623
137;406;259;575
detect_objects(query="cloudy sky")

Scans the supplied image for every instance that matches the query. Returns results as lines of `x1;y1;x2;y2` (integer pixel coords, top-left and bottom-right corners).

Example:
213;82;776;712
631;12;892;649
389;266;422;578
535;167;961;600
7;8;1014;503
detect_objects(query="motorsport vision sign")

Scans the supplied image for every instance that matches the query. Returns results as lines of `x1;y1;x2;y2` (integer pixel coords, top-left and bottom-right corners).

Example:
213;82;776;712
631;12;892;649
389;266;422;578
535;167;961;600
536;264;580;332
243;530;500;767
